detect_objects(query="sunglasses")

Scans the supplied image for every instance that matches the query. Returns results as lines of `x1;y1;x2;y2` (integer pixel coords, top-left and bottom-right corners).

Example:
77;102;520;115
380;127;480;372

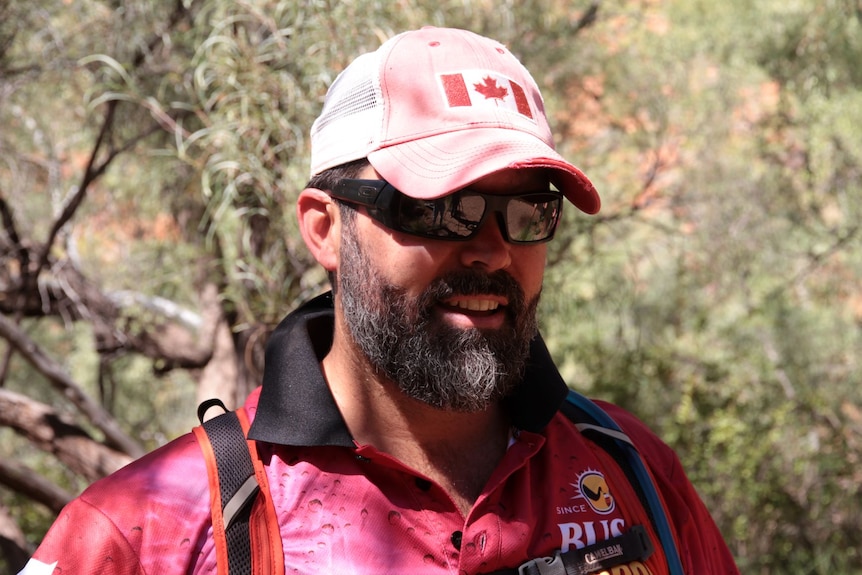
330;179;563;244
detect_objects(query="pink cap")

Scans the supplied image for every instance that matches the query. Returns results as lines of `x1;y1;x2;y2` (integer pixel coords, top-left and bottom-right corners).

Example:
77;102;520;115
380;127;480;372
310;27;600;214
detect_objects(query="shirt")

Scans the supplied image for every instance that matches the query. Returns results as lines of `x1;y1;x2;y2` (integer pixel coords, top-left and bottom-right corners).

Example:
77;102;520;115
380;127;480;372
20;293;739;575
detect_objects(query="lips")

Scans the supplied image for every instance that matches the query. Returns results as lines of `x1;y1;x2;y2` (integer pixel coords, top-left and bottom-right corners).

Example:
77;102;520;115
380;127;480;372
426;270;522;323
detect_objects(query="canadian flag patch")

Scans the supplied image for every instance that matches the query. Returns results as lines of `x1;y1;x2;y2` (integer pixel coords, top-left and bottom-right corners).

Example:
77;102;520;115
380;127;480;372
439;71;534;120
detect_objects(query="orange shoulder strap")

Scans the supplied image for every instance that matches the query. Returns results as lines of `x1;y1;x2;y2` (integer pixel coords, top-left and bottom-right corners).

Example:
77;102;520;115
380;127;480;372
237;408;285;575
195;400;284;575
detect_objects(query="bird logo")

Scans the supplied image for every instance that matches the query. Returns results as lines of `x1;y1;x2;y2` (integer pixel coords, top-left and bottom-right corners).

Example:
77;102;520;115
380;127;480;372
573;469;615;514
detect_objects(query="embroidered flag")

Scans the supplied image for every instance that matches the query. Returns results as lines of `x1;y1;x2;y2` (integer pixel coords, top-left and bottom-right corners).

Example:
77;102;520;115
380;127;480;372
439;71;534;119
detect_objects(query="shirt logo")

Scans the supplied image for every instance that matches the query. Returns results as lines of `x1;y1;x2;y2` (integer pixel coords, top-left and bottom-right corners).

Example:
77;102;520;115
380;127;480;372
573;469;615;514
439;71;534;120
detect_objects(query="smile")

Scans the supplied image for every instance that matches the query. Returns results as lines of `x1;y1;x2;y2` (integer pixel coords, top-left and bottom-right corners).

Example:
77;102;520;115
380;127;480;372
443;298;503;312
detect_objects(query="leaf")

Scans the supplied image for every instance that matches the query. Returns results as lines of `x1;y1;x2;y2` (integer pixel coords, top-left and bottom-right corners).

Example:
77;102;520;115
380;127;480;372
473;76;508;101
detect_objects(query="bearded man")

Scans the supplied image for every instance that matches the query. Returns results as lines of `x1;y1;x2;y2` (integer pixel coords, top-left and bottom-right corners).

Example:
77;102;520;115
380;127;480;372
20;27;739;575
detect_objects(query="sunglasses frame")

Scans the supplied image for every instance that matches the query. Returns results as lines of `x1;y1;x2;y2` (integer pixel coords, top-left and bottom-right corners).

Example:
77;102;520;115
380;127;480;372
330;179;563;244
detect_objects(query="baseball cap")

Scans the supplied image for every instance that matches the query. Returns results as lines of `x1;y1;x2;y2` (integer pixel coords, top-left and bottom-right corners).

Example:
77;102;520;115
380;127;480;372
309;27;600;214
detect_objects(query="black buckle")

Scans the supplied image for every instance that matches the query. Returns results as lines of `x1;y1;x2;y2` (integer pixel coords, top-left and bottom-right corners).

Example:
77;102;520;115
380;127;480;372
517;552;567;575
515;525;655;575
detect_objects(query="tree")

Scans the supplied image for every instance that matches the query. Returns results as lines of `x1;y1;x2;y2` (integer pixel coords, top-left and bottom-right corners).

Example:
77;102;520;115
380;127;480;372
540;1;862;572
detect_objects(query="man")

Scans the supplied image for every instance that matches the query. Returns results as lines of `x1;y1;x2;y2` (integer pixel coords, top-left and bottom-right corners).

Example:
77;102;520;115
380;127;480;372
19;27;739;575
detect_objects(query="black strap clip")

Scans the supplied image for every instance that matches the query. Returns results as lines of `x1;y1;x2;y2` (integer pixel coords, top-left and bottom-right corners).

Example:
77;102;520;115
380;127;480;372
517;525;655;575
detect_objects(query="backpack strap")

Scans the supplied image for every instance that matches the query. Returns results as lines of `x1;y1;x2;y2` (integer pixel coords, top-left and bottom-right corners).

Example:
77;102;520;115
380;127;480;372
194;399;284;575
486;390;683;575
192;393;681;575
561;390;685;575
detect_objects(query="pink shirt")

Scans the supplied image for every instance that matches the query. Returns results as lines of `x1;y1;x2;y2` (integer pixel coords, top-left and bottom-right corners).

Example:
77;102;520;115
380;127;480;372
22;295;738;575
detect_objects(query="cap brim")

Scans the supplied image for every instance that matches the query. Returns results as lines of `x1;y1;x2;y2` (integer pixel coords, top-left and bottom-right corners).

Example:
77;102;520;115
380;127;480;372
368;127;600;214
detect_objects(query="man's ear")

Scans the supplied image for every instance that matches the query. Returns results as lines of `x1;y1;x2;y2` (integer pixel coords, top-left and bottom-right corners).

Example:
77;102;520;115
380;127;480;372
297;188;340;272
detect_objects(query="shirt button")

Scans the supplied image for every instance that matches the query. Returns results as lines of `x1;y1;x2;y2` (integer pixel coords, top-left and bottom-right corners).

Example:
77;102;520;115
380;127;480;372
451;530;463;550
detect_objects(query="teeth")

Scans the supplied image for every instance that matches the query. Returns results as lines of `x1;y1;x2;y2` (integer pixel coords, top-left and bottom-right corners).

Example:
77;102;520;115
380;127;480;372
452;300;500;312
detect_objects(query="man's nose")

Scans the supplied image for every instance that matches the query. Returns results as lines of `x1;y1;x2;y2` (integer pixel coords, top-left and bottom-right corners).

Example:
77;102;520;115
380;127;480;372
458;214;512;271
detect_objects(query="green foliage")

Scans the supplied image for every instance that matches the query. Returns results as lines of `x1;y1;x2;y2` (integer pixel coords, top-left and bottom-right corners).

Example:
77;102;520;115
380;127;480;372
540;1;862;572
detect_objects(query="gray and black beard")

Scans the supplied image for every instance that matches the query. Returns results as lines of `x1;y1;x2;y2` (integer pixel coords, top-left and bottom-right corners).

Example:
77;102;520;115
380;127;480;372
338;226;540;412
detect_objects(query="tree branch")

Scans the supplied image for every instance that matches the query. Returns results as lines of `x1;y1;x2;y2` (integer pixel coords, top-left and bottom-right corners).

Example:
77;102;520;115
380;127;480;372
0;316;144;458
34;99;118;277
0;388;133;481
572;1;600;34
0;193;23;250
764;224;862;303
0;457;72;514
33;0;198;279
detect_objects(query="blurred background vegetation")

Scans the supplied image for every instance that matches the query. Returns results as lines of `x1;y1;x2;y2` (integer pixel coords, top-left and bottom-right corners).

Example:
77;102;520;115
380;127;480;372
1;1;860;573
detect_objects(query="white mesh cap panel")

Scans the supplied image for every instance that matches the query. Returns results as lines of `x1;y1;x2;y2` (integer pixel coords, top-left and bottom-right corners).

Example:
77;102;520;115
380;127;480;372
310;51;384;176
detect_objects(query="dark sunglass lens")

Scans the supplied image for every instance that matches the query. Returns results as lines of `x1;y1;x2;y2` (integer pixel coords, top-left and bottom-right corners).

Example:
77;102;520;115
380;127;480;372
396;194;486;238
505;195;561;242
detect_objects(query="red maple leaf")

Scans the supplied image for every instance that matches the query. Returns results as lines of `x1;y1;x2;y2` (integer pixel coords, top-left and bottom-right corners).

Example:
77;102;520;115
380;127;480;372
473;76;508;101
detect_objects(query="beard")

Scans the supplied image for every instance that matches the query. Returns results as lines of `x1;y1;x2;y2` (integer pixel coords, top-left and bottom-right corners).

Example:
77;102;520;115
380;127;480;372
337;223;540;412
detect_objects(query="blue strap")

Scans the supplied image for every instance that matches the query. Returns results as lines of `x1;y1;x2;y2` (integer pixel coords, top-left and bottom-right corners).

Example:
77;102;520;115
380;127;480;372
565;390;685;575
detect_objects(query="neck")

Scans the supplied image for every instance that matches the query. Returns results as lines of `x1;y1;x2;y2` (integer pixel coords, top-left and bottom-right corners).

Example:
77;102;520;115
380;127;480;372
323;326;511;515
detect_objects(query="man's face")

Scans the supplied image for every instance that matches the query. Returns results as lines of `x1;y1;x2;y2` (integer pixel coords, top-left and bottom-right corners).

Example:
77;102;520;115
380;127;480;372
335;167;549;412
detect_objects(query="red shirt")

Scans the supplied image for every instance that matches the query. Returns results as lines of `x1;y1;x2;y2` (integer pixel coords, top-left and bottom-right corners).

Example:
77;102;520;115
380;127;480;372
21;294;738;575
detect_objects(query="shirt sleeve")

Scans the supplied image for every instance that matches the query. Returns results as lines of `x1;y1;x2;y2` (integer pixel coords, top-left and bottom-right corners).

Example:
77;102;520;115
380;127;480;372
22;433;215;575
596;401;741;575
23;497;146;575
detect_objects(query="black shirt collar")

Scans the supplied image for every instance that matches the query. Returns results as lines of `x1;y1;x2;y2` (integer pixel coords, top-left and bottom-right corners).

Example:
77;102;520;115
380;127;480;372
248;292;569;446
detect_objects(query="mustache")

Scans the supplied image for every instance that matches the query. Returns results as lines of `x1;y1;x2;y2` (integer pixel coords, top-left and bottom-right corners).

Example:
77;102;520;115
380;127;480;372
420;270;527;311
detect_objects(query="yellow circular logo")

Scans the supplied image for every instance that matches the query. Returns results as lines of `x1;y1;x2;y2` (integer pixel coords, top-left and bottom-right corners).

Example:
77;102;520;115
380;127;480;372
577;470;615;514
